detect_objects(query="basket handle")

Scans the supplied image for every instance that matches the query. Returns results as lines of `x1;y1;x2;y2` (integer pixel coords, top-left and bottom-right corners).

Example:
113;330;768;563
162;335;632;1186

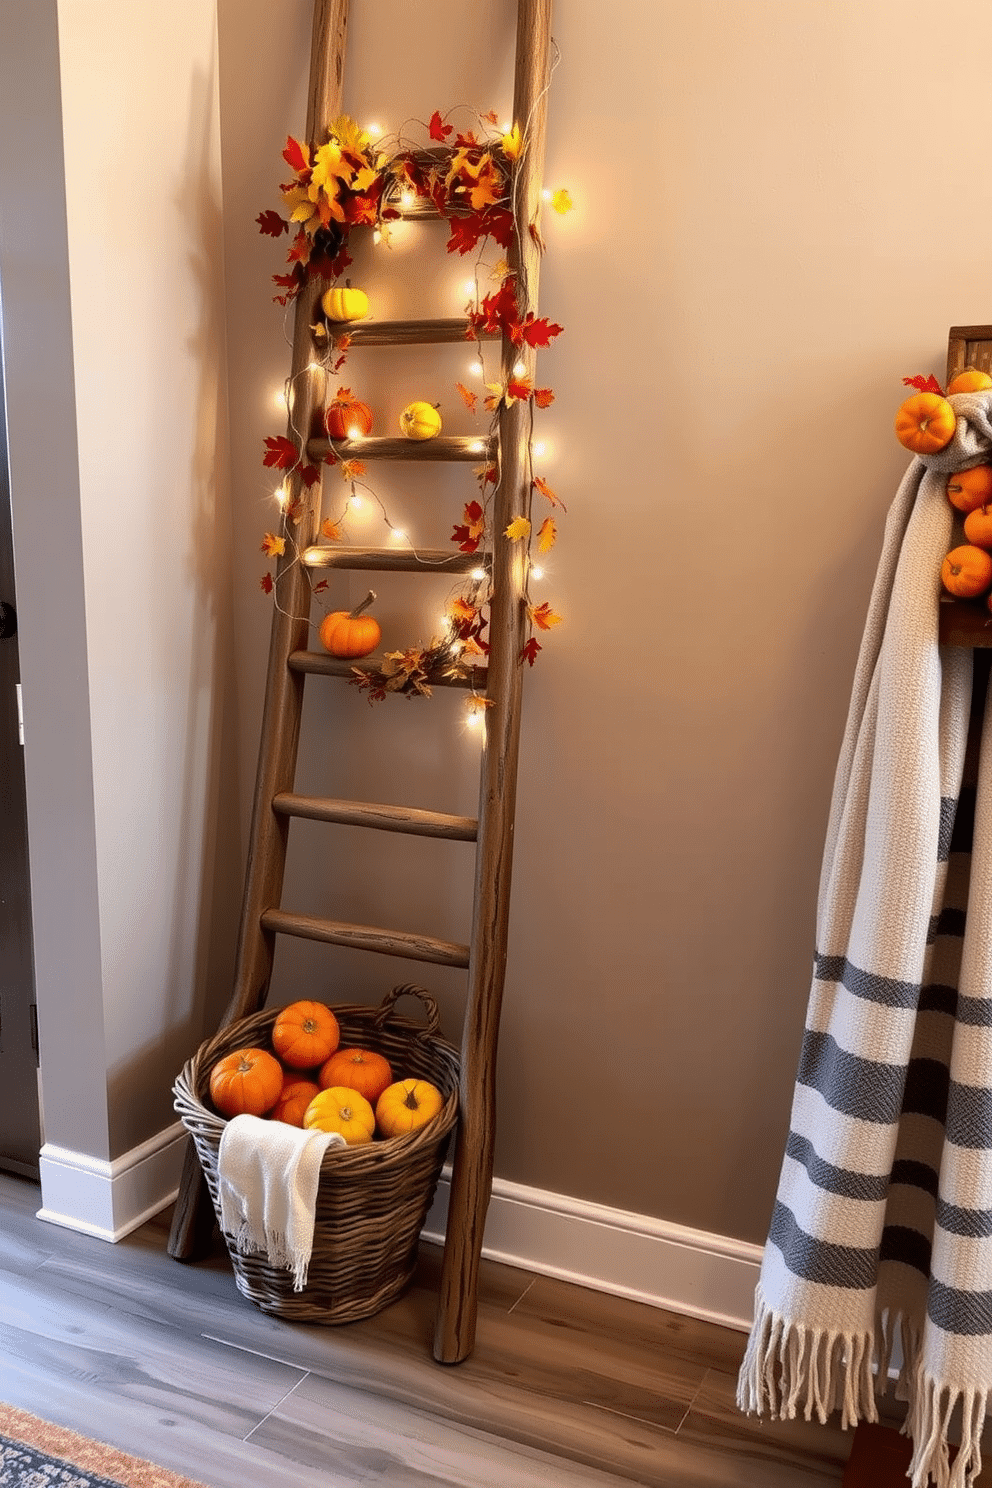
374;984;442;1041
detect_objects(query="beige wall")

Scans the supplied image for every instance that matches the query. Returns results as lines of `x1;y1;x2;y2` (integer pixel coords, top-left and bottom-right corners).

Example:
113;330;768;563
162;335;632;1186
216;0;992;1246
10;0;992;1246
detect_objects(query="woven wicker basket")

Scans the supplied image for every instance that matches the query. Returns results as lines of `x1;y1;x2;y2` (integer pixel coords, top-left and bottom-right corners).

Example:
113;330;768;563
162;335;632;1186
173;983;459;1324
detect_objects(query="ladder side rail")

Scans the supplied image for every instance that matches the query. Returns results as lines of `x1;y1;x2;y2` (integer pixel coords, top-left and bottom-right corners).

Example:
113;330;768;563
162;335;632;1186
168;0;350;1263
434;0;553;1364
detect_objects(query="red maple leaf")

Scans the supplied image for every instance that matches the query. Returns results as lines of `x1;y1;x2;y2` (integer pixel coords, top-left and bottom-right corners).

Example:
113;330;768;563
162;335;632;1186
506;376;533;403
452;525;481;553
286;229;310;263
312;578;328;593
446;212;490;257
282;136;309;173
260;573;274;594
521;637;542;666
519;315;564;349
263;435;298;470
533;387;555;409
533;475;566;511
299;463;321;489
429;110;453;141
257;209;289;237
902;373;944;395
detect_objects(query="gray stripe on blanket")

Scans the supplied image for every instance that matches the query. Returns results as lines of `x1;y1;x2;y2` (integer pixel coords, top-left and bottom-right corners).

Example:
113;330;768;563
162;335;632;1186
814;954;918;1009
946;1083;992;1148
785;1131;889;1201
938;794;958;861
798;1030;904;1123
928;1279;992;1336
937;1198;992;1238
770;1201;876;1289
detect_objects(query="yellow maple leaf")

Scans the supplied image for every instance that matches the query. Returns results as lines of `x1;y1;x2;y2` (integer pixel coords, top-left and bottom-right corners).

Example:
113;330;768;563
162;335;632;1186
491;259;513;282
260;532;286;557
537;517;557;554
329;114;372;154
551;188;573;215
505;516;531;541
501;123;523;160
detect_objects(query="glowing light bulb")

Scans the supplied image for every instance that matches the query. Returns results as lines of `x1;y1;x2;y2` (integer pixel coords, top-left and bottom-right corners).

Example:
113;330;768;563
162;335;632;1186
390;528;407;542
542;188;552;201
466;711;481;730
373;229;382;245
463;279;476;298
469;361;483;377
533;441;547;458
275;483;288;508
367;123;382;138
307;360;321;374
274;389;287;410
500;122;511;135
401;190;415;208
530;565;544;580
347;426;363;440
350;495;363;510
513;360;526;377
471;567;486;581
468;440;485;454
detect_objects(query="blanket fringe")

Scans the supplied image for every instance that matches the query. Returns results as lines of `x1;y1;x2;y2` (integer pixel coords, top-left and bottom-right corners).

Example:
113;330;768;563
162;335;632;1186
736;1291;878;1431
906;1375;987;1488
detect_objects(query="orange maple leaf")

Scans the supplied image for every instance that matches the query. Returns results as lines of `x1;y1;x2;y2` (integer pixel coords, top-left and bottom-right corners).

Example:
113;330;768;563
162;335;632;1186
534;387;555;409
321;517;345;542
456;381;478;412
340;458;366;481
529;600;562;630
261;532;286;557
537;517;556;554
532;476;566;510
448;595;478;623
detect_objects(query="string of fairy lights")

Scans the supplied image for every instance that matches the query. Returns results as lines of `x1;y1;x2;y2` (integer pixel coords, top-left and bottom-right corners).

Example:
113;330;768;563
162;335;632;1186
257;79;570;733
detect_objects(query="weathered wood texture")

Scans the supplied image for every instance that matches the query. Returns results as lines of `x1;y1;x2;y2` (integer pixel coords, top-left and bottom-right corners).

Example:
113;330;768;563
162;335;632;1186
326;316;497;347
939;326;992;650
273;791;478;840
287;648;483;688
433;0;553;1365
259;908;471;967
300;544;487;572
306;434;495;462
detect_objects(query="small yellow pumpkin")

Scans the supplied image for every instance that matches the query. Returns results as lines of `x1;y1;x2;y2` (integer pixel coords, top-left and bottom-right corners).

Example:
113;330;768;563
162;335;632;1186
948;369;992;395
399;401;442;440
375;1078;444;1138
304;1086;376;1145
321;284;370;322
319;590;381;658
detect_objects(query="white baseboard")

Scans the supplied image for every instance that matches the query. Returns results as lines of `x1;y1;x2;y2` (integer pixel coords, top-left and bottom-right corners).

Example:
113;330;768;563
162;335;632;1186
36;1122;186;1242
423;1168;762;1334
33;1127;763;1333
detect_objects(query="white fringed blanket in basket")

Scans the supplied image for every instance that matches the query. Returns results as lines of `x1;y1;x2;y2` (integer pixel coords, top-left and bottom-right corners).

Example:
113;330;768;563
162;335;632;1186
738;389;992;1488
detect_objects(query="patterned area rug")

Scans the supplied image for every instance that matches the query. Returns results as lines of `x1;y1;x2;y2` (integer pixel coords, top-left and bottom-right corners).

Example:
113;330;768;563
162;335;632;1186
0;1405;209;1488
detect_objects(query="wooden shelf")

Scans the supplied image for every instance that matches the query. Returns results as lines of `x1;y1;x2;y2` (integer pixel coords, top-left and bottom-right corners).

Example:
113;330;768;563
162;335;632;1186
307;434;495;463
322;317;497;348
300;545;487;574
287;649;485;689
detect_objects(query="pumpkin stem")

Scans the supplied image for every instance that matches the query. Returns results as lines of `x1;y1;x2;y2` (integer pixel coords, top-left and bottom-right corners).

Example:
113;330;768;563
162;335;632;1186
403;1085;420;1109
349;589;376;619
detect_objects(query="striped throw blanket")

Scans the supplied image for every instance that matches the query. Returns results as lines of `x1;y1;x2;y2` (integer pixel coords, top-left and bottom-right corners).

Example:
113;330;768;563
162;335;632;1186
738;389;992;1488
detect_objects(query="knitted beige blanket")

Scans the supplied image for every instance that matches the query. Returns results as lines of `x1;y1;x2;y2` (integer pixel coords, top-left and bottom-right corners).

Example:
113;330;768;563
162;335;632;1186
738;390;992;1488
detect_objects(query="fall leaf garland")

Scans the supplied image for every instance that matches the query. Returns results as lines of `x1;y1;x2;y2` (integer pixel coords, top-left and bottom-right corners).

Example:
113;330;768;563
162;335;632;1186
256;106;570;704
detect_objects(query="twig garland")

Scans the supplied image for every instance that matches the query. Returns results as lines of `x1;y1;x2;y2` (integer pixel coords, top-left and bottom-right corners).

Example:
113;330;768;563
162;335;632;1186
256;105;570;704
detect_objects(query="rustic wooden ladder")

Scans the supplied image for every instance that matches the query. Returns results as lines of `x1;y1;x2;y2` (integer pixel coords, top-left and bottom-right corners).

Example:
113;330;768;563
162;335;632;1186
167;0;554;1366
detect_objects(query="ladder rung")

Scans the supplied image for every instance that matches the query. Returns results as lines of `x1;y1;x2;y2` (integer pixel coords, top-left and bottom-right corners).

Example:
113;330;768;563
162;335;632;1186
273;791;478;840
301;545;488;574
260;907;471;967
307;435;495;463
288;650;484;689
328;317;498;348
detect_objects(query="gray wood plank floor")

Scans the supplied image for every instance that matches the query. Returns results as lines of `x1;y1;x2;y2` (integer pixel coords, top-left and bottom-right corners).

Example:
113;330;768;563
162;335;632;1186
0;1171;854;1486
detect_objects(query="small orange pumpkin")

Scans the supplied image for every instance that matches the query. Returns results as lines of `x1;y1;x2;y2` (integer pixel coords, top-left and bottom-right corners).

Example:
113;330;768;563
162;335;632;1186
895;392;956;454
324;391;373;440
271;1077;322;1127
319;1047;393;1105
948;369;992;395
319;590;381;658
941;544;992;599
947;466;992;514
209;1046;284;1118
963;505;992;550
271;1000;340;1069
